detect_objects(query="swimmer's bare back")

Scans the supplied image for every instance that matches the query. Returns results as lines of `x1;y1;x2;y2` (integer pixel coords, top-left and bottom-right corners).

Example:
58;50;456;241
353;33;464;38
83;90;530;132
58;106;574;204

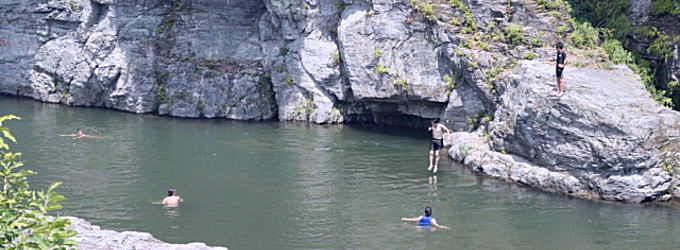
59;134;104;139
162;196;183;205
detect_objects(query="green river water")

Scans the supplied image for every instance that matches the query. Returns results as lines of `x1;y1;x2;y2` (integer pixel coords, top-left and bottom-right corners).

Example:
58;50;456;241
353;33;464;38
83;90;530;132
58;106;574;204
1;96;679;249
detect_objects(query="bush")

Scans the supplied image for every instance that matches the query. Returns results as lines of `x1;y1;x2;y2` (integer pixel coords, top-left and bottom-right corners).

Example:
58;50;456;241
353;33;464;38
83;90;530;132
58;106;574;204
482;113;494;123
412;0;436;22
373;49;382;60
602;39;630;64
331;51;341;66
522;52;536;60
374;64;390;75
67;0;81;12
443;74;457;92
534;0;562;10
636;26;659;41
652;0;680;16
448;0;477;31
284;76;295;86
394;78;408;92
530;38;543;47
568;0;632;40
334;1;345;12
0;115;78;249
505;25;525;47
556;23;569;35
466;113;481;131
279;47;289;56
570;22;598;48
647;34;673;61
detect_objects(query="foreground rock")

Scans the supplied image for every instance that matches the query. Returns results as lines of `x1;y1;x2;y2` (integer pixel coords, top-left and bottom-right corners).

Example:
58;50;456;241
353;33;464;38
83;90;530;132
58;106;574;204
66;217;227;250
449;61;680;203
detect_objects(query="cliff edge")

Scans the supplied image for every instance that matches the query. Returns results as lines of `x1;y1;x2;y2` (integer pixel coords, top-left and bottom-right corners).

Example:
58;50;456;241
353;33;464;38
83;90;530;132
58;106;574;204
448;60;680;203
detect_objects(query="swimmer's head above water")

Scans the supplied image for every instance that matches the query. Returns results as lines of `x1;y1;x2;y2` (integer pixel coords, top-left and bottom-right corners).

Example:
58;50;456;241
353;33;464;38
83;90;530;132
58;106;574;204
424;207;432;217
430;119;440;126
167;188;176;196
76;129;83;135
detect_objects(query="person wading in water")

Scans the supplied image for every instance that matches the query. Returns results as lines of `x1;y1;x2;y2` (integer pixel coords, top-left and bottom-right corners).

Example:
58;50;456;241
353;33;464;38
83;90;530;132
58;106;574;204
401;206;449;230
162;188;183;206
427;119;451;173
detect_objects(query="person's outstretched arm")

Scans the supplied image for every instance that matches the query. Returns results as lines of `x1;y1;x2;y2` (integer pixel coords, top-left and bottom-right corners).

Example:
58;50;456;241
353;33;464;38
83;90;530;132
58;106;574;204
431;218;449;229
401;216;423;222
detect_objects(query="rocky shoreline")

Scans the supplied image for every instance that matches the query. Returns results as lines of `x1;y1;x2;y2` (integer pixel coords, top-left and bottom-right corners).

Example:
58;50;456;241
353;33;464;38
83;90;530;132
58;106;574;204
65;217;227;250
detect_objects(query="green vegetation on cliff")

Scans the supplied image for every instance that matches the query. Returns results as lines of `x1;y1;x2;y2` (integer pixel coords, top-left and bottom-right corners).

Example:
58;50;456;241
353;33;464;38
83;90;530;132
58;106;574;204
0;115;77;248
565;0;679;109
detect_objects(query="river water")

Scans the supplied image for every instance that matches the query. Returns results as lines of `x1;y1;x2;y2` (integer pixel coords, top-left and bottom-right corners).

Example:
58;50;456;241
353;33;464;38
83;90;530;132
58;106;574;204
1;96;679;249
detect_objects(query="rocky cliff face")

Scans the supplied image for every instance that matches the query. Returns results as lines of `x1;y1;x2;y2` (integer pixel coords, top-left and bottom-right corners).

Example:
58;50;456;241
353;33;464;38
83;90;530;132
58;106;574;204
0;0;678;203
447;60;679;203
0;0;497;127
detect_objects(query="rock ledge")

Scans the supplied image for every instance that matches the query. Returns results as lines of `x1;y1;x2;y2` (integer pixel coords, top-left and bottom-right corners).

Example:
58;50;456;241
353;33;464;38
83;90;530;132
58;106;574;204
65;217;227;250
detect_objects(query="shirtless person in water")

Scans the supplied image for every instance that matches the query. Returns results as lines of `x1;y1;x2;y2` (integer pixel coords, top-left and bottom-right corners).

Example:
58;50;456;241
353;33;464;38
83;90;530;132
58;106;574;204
59;129;102;139
427;119;451;173
162;188;183;205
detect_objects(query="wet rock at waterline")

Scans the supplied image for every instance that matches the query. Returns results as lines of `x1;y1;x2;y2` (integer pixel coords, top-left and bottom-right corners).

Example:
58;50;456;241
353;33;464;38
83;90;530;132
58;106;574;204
66;217;227;250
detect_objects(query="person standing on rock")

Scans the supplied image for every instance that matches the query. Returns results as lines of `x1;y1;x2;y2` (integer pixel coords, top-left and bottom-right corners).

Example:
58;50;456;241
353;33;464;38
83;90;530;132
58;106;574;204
427;119;451;173
162;188;183;206
554;42;567;97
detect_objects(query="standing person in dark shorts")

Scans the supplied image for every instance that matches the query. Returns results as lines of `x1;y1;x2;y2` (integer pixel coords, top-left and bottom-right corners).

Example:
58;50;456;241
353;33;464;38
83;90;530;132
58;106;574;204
427;119;451;173
554;42;567;97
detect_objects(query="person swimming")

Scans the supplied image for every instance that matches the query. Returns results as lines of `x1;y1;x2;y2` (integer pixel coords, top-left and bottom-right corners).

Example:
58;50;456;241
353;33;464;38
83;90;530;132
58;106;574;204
401;207;449;229
59;129;102;139
162;187;183;205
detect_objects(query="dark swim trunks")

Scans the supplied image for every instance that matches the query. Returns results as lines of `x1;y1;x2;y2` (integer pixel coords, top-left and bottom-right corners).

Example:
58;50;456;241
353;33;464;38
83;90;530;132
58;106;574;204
556;67;564;79
430;138;444;151
556;50;566;79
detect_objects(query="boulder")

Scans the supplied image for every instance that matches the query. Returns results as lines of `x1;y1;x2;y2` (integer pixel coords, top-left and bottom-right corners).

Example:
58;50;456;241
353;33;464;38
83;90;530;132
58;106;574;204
449;60;680;203
66;216;227;250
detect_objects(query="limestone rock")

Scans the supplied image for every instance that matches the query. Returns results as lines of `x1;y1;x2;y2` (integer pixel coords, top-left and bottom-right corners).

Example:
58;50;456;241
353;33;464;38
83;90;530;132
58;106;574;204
66;216;227;250
448;60;680;203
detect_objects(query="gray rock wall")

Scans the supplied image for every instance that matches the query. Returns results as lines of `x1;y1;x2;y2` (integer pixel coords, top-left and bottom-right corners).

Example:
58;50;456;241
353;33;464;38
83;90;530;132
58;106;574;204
0;0;493;126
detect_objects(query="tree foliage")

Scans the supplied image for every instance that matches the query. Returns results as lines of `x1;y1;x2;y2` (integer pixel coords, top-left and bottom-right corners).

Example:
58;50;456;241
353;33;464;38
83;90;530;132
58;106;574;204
566;0;678;109
0;115;78;249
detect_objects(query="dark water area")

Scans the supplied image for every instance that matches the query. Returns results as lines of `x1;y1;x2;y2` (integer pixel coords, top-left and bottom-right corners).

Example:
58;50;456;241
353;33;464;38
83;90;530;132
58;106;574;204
1;96;679;249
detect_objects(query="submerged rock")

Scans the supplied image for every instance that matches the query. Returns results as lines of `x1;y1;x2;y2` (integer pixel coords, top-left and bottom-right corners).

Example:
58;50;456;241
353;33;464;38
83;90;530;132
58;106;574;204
66;217;227;250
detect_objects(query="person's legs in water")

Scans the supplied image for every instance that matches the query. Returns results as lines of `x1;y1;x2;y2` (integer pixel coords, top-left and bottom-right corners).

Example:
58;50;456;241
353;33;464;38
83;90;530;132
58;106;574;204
428;149;434;171
433;149;440;173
